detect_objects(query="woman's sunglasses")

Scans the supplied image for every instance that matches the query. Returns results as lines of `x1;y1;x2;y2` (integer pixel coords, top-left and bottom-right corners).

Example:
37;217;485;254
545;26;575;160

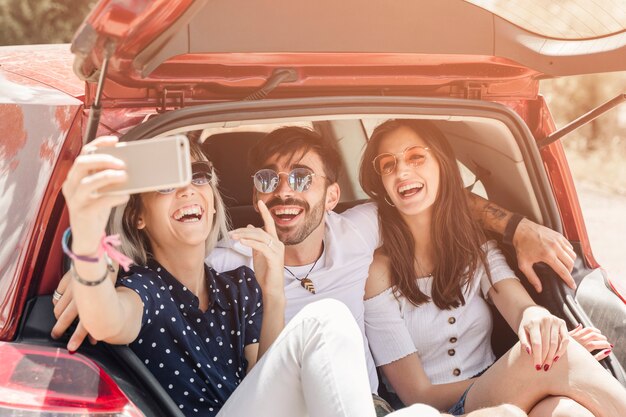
157;161;214;194
372;145;430;176
252;168;325;194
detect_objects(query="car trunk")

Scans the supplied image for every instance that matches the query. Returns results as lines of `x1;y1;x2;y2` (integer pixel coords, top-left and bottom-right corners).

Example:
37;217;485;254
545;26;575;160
73;0;626;107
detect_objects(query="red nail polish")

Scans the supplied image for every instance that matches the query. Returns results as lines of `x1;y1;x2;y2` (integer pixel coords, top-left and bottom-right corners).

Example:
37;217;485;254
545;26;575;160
544;364;550;371
553;356;559;362
610;344;614;348
68;350;76;355
525;346;531;355
535;364;541;371
605;349;612;355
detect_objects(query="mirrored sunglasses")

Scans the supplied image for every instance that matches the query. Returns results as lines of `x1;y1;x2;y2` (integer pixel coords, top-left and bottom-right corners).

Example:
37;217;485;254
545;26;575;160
252;168;324;194
372;145;430;176
157;161;214;194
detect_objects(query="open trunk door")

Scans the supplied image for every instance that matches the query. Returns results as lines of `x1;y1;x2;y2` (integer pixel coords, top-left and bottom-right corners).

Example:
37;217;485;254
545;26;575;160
73;0;626;103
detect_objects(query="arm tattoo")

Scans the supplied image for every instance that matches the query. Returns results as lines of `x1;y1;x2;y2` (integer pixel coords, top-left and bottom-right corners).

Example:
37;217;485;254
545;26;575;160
483;203;508;226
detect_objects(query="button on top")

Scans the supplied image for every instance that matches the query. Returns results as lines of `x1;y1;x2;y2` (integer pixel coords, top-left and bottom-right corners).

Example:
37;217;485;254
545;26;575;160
448;349;456;356
448;317;456;324
453;368;461;376
449;337;457;343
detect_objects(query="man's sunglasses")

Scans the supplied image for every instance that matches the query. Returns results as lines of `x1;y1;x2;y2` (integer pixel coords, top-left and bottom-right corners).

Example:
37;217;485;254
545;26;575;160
157;161;214;194
372;145;430;176
252;168;325;194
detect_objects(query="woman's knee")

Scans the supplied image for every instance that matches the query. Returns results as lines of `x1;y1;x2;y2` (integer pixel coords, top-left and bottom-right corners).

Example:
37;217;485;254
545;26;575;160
529;396;594;417
499;404;527;417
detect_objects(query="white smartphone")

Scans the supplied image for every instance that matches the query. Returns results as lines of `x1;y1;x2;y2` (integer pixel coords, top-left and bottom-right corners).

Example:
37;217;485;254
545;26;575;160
92;135;192;195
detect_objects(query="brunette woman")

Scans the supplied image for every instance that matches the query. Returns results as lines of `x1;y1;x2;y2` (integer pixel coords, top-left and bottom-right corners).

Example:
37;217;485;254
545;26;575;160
360;119;626;417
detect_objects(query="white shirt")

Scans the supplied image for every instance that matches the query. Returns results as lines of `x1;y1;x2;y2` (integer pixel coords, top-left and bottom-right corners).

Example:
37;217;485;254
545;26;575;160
365;241;517;385
207;203;381;393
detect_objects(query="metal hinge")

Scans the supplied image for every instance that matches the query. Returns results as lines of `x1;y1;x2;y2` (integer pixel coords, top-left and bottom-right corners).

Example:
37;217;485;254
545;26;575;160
157;88;186;113
464;83;485;100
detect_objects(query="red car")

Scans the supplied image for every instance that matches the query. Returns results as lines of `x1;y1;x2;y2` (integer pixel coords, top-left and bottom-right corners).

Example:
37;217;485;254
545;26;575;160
1;0;625;415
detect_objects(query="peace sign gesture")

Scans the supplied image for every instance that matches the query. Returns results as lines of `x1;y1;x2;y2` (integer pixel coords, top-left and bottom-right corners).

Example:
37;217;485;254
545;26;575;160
229;200;285;297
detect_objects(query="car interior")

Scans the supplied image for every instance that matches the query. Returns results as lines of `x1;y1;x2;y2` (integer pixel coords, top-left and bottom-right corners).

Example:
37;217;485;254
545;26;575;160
15;97;623;417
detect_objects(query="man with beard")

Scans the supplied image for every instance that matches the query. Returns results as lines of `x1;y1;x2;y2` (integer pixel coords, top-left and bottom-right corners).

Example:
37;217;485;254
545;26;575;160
206;126;578;399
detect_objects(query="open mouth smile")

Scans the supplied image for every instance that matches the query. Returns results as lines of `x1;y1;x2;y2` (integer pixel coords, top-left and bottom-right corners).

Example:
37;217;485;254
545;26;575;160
271;206;304;224
397;182;424;198
172;204;204;223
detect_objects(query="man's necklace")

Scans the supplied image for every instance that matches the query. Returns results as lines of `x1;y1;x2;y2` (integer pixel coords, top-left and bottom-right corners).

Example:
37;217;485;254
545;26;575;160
284;243;324;295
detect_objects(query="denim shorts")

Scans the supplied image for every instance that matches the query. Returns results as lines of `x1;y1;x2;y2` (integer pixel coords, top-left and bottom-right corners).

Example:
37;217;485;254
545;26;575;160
447;365;491;416
447;384;471;416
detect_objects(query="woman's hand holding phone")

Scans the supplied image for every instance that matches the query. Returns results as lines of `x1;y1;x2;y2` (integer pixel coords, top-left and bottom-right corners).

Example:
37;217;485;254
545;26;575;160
62;136;130;255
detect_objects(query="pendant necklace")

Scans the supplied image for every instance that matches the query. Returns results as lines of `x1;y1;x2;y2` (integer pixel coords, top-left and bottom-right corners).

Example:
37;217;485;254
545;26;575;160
284;243;324;294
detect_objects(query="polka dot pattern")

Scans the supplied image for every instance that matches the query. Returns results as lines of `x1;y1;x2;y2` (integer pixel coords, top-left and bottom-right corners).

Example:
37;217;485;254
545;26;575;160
118;260;263;416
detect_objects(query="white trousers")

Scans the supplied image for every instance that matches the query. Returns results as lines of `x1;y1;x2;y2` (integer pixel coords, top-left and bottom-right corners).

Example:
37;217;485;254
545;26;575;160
217;298;440;417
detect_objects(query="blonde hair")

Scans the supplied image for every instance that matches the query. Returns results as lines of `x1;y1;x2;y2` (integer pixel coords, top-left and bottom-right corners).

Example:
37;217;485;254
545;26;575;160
107;138;230;265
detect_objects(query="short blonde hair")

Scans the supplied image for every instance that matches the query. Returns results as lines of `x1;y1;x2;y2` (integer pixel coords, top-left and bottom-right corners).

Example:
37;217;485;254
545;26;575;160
108;139;230;266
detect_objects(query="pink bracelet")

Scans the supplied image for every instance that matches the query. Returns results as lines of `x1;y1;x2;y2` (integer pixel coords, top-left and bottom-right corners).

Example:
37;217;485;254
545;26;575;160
62;228;133;272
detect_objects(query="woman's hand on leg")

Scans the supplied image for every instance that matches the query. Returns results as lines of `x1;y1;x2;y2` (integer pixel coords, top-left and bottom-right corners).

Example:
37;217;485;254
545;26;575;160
569;324;612;361
518;306;568;371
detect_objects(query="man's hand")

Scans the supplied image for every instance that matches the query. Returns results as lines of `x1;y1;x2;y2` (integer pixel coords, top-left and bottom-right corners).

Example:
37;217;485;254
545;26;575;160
513;218;577;293
467;194;577;292
51;270;95;351
52;259;118;351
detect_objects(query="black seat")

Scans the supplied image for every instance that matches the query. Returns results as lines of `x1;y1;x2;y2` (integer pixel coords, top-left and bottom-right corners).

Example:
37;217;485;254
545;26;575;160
202;132;265;228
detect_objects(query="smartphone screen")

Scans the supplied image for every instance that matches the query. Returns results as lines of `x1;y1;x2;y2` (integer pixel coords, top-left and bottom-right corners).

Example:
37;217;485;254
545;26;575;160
93;135;191;195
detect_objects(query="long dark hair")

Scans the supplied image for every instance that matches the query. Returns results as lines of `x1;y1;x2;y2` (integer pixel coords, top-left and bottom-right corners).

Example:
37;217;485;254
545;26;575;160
359;119;490;309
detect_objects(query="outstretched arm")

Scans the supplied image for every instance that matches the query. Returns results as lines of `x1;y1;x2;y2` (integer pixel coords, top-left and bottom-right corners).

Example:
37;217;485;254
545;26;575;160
467;193;577;292
60;136;143;345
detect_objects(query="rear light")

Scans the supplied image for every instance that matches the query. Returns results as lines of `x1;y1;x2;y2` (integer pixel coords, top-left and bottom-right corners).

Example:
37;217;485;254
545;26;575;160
0;342;144;416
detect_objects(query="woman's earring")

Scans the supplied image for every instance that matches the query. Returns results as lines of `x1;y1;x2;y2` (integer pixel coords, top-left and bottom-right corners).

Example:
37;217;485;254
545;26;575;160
384;195;395;207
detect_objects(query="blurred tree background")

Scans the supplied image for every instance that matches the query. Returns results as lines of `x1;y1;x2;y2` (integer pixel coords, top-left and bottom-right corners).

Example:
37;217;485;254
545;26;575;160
542;74;626;194
0;0;96;45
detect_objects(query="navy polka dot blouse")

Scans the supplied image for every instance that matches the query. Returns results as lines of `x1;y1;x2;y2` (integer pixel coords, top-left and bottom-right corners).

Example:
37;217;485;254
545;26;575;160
117;259;263;416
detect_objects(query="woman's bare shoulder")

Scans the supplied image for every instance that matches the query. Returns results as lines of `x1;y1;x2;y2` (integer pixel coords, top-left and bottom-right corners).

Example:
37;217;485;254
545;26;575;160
365;248;393;299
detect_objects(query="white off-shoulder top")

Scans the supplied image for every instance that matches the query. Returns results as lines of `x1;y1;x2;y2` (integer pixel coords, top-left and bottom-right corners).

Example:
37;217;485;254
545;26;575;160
365;241;517;385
